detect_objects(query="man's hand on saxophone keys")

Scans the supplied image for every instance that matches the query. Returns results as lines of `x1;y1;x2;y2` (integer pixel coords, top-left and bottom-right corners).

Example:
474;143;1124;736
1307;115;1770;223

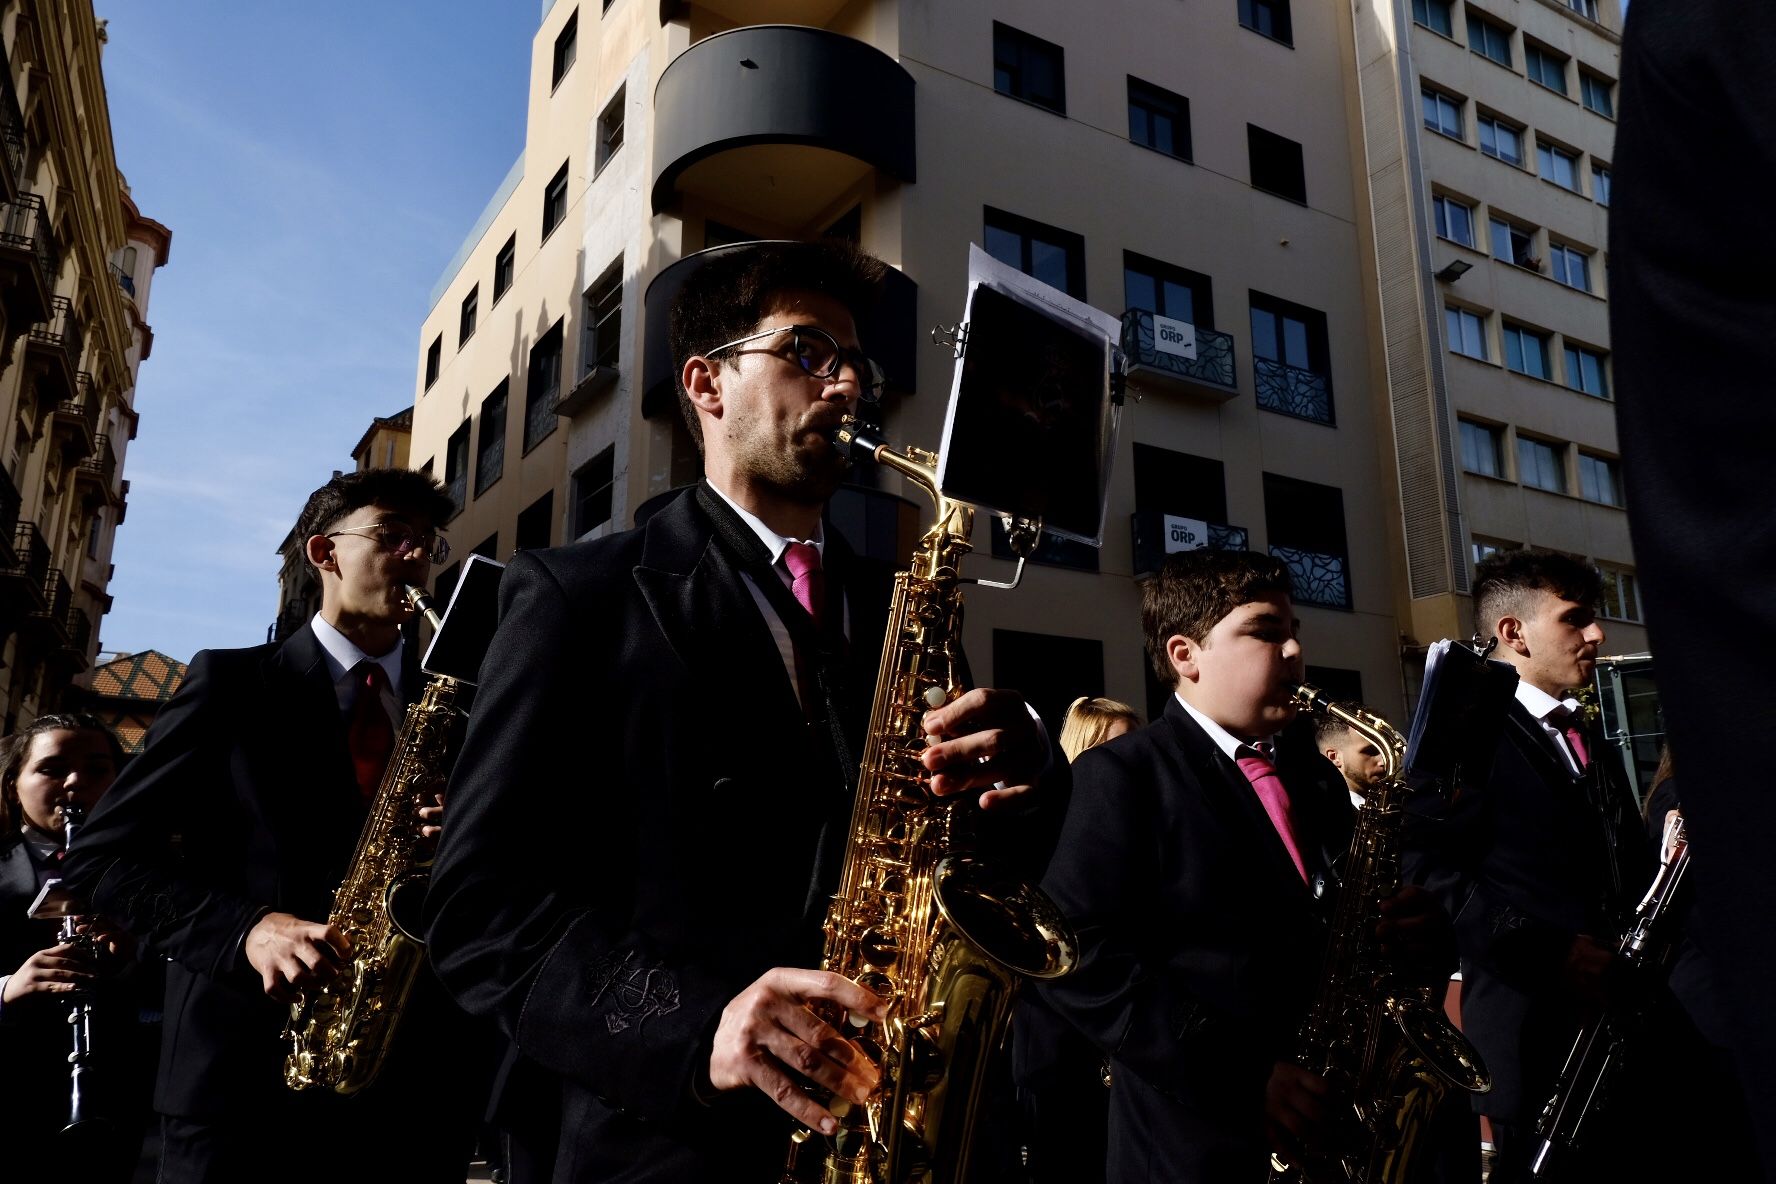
919;687;1048;808
706;967;886;1132
1265;1060;1335;1168
244;911;351;1003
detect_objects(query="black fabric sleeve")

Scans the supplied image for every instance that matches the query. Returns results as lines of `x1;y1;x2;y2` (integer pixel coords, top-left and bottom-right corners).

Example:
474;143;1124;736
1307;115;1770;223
61;651;265;981
422;552;739;1128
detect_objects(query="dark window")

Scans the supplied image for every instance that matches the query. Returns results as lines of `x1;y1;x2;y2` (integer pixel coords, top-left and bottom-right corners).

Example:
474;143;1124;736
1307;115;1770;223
1124;252;1214;328
583;260;622;375
542;161;569;241
458;285;478;349
823;205;862;243
493;234;516;304
1238;0;1293;45
983;207;1086;300
1247;125;1306;203
1477;113;1524;165
1422;87;1463;138
552;9;578;88
1134;444;1228;522
472;533;500;560
1263;473;1351;609
516;490;554;550
1525;43;1567;94
1517;436;1565;493
596;86;625;172
573;444;616;536
1250;292;1333;424
1489;216;1537;267
1127;77;1191;161
1466;11;1513;67
1563;343;1610;399
433;560;461;608
1578;453;1622;507
1413;0;1454;37
444;421;470;518
1304;666;1364;705
1580;70;1614;118
475;380;507;497
992;22;1066;114
992;628;1105;739
1502;323;1553;380
525;319;564;452
1458;418;1504;477
424;336;441;390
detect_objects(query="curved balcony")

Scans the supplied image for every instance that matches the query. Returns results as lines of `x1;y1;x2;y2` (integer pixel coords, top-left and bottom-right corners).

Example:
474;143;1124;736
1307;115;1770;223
651;25;915;221
639;243;918;420
26;296;84;408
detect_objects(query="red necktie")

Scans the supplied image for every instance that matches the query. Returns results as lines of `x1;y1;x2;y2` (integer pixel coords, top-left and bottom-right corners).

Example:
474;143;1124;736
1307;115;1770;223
348;662;395;801
1235;749;1309;883
783;542;824;628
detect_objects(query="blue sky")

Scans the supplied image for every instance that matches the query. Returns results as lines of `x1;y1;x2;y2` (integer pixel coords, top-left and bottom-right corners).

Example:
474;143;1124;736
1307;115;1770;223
96;2;540;661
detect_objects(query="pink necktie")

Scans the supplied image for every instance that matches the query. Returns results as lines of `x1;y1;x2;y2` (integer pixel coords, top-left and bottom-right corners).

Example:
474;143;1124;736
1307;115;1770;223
1235;750;1308;883
1562;719;1591;771
783;542;824;628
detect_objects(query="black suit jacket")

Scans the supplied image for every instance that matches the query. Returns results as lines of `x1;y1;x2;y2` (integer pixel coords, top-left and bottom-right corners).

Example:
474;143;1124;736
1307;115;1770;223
1402;700;1650;1120
1035;699;1352;1184
61;622;424;1118
423;486;899;1183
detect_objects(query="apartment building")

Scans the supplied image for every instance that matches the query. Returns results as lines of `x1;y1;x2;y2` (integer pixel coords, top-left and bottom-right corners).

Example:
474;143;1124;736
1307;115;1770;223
1350;0;1635;662
0;3;169;729
413;0;1639;725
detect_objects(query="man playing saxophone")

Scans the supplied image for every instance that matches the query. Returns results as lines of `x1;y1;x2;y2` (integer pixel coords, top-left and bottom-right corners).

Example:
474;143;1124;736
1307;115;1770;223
423;240;1056;1183
1034;550;1454;1181
62;469;491;1184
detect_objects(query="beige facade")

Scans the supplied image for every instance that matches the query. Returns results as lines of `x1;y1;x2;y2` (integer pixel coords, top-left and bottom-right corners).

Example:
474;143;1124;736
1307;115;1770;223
1349;0;1640;657
411;0;1638;724
0;3;168;730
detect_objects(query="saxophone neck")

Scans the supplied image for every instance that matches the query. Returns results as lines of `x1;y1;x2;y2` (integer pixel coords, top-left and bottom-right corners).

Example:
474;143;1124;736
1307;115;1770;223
1287;681;1408;782
404;584;446;633
834;418;973;578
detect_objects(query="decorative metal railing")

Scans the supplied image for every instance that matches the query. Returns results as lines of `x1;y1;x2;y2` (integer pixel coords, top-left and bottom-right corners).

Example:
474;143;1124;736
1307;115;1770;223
1271;544;1351;609
1120;309;1238;394
1254;357;1333;425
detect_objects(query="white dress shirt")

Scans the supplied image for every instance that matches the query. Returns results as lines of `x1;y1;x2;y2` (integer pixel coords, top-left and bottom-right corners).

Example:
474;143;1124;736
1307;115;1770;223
1174;693;1273;761
310;613;404;727
1514;680;1587;778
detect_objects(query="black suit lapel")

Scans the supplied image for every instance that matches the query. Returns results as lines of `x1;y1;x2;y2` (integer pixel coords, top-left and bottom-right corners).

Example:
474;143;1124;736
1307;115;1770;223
1161;700;1317;899
1504;701;1579;789
266;624;361;822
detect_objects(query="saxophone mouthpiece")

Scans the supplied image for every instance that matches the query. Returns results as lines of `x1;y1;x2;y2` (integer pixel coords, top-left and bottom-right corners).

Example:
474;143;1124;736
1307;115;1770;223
830;416;888;464
404;585;445;632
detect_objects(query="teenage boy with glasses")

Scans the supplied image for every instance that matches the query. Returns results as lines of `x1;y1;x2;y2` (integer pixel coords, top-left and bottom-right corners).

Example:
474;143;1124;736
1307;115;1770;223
63;468;493;1184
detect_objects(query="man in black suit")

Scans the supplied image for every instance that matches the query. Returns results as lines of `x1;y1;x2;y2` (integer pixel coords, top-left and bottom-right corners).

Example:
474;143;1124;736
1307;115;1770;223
1035;549;1446;1182
422;240;1053;1183
1403;549;1650;1183
62;469;485;1184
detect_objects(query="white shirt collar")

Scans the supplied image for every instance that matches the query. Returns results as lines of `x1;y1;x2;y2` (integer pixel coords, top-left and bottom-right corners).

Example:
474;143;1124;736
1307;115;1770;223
310;613;403;696
1174;692;1271;762
1515;679;1580;725
706;481;825;567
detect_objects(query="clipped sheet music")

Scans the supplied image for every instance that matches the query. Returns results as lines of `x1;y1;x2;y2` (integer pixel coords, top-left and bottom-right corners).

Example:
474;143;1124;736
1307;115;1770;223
1404;639;1520;789
421;554;505;685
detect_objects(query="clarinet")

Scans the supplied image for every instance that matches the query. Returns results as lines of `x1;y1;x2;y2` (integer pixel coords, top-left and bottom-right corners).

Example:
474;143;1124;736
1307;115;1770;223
1529;811;1691;1179
56;802;105;1139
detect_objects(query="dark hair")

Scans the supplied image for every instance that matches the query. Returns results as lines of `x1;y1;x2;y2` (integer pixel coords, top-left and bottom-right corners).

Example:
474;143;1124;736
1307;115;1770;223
1472;548;1604;641
0;713;124;842
293;469;455;549
1141;550;1293;683
668;240;887;451
1313;711;1359;747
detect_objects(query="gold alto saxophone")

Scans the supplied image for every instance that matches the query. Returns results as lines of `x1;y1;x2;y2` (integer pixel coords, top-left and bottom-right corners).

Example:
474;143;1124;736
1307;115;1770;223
782;420;1078;1184
1269;684;1491;1184
283;585;462;1094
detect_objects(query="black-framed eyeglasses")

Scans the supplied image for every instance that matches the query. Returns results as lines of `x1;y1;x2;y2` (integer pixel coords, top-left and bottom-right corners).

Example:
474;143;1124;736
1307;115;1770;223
705;324;886;399
324;522;450;563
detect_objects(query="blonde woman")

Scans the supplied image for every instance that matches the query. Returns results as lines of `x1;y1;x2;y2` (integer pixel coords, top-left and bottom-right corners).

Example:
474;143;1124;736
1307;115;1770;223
1058;696;1142;763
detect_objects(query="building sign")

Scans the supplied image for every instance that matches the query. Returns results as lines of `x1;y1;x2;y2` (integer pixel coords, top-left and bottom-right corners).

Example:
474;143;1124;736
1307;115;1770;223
1153;314;1197;361
1164;514;1209;553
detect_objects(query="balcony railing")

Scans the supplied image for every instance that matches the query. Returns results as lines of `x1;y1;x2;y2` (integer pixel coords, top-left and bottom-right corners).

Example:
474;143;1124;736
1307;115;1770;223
30;295;85;370
1254;357;1334;425
110;260;136;296
64;606;91;656
7;521;49;597
1271;544;1352;609
1121;309;1239;401
77;432;116;495
1131;510;1250;576
0;463;20;560
53;371;99;457
0;192;58;315
0;71;20;192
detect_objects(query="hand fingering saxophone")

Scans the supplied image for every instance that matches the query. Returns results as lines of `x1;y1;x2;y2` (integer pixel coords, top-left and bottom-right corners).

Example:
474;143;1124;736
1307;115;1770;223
1269;685;1491;1184
782;423;1077;1184
283;586;462;1094
1529;811;1692;1180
